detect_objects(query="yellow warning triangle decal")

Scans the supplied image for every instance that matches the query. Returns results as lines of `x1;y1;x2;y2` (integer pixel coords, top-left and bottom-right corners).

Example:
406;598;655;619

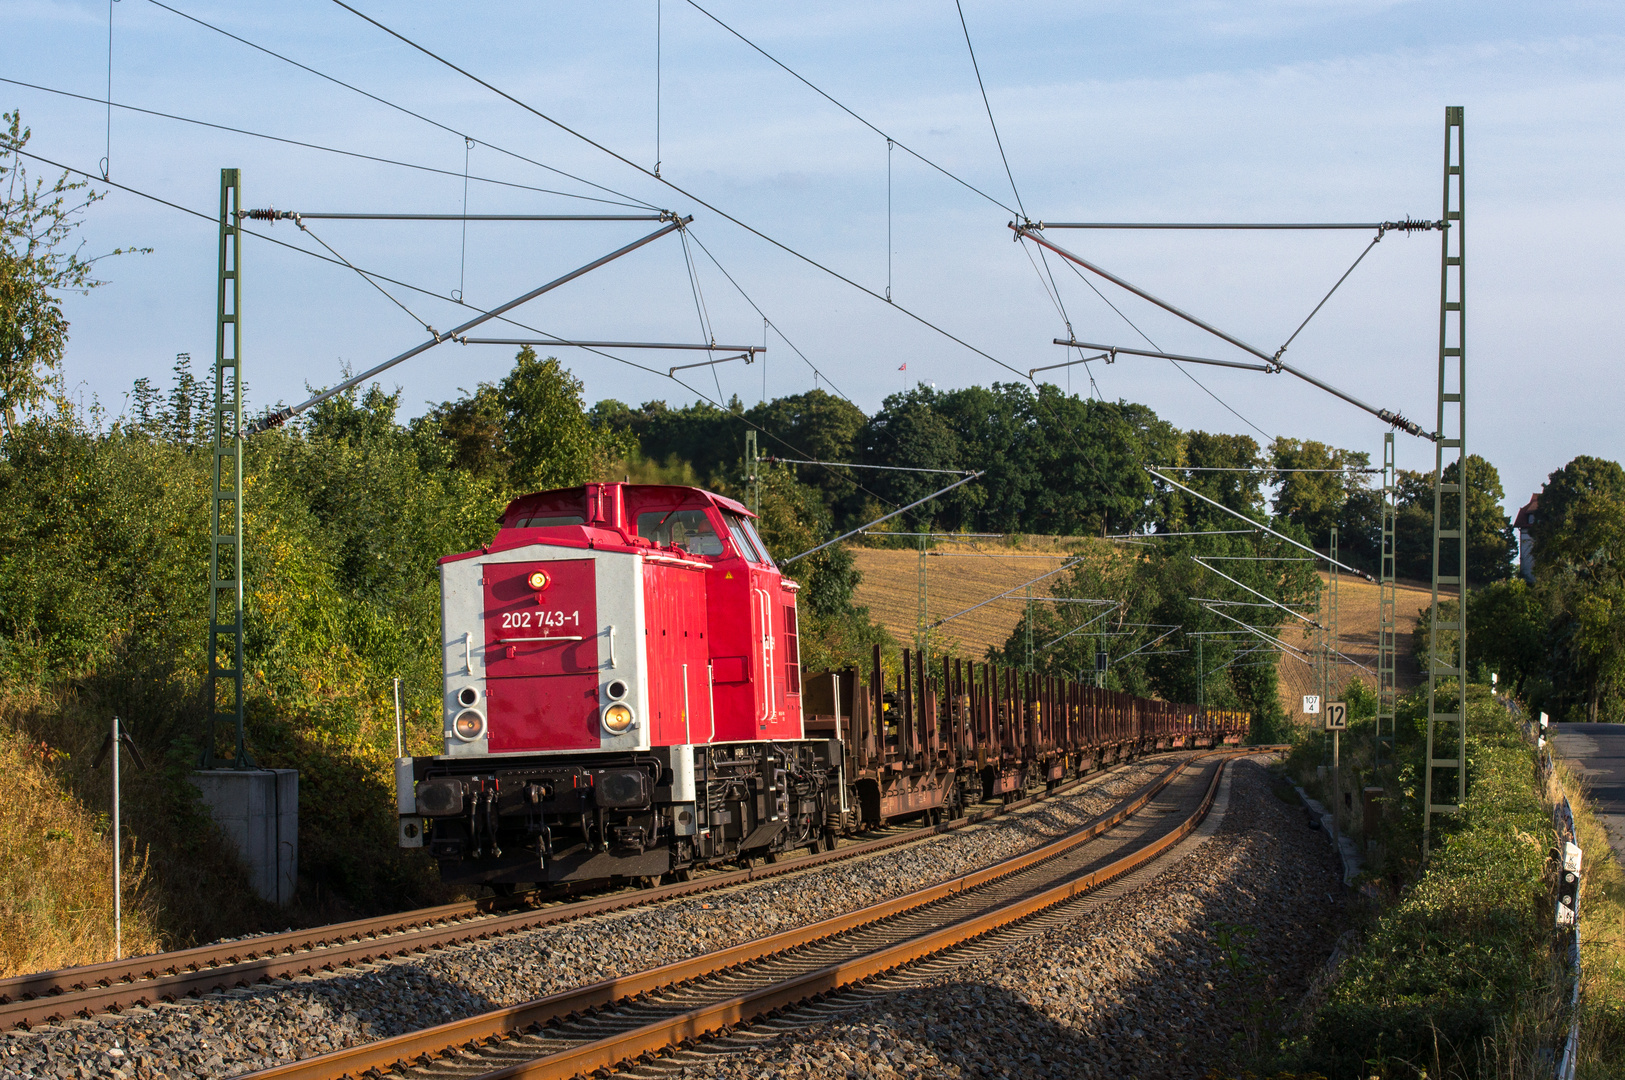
724;571;735;579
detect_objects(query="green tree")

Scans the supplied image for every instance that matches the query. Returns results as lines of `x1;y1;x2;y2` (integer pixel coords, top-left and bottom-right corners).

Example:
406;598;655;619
1;112;118;435
1530;454;1625;553
416;348;613;493
744;389;866;516
1269;438;1371;546
1466;578;1545;698
1393;455;1513;585
1534;480;1625;721
498;348;601;491
1179;430;1264;528
418;382;507;481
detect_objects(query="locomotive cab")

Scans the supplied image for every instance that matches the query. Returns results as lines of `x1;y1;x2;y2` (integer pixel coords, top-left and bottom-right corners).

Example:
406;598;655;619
398;482;831;887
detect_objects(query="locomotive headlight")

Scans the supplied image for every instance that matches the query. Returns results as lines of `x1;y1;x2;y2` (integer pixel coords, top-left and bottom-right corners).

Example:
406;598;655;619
601;702;635;735
452;709;486;741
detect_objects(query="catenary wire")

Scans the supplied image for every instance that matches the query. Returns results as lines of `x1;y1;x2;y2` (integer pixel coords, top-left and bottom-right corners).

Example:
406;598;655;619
7;145;905;518
1020;236;1101;403
680;0;1017;218
953;0;1024;219
327;0;1040;388
681;228;856;404
1043;239;1274;441
290;216;437;334
0;76;651;209
144;0;662;212
1273;233;1382;360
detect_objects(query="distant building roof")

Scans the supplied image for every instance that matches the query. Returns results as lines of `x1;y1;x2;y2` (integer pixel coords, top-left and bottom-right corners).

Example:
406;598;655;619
1513;493;1539;531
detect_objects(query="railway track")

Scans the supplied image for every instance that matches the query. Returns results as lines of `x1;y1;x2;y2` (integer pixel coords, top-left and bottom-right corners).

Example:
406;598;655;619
237;747;1266;1080
0;751;1194;1030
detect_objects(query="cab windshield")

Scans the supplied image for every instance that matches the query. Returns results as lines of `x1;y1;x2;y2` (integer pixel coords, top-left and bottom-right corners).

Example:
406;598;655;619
637;508;725;557
722;512;773;566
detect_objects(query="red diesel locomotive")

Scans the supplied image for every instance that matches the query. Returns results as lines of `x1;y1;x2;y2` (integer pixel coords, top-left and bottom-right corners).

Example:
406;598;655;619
395;481;1247;888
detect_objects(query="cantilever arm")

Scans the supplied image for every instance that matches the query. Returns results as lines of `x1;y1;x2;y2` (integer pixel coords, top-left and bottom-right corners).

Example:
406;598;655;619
248;217;690;433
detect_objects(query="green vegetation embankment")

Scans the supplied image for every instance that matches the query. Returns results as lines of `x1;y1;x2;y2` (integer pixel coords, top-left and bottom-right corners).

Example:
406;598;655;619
1279;685;1624;1078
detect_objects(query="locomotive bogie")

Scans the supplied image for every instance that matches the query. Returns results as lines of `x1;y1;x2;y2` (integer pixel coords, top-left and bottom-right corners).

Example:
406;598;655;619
403;740;841;886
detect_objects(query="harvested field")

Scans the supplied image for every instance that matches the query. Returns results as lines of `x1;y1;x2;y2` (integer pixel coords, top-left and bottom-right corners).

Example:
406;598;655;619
1275;572;1430;717
849;540;1430;719
848;538;1084;660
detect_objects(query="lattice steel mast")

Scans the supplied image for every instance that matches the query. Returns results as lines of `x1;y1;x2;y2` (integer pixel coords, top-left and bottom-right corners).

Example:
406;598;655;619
1376;431;1397;765
1424;107;1468;855
202;168;250;769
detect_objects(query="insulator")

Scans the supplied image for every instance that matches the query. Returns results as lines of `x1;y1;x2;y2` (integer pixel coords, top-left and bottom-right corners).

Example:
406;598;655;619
243;208;296;221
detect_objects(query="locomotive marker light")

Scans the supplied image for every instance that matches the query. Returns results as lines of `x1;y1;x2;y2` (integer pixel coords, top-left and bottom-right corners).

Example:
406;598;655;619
527;569;551;591
602;702;636;735
453;709;487;742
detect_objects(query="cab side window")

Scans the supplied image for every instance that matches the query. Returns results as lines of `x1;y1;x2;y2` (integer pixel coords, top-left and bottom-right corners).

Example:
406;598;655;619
637;508;726;557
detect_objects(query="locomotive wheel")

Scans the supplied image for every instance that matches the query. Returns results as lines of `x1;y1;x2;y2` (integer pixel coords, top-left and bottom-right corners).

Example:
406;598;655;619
488;882;516;898
764;851;779;865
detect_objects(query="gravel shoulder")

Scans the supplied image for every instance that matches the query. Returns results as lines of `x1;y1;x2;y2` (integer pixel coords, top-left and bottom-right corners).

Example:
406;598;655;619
0;757;1186;1080
645;757;1346;1080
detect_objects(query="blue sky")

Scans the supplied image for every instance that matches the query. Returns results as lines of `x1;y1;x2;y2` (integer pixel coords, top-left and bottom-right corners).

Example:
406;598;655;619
5;1;1623;512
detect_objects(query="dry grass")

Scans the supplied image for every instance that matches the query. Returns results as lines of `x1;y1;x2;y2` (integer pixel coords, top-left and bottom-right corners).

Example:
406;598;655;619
0;723;162;976
1276;571;1432;713
849;536;1085;658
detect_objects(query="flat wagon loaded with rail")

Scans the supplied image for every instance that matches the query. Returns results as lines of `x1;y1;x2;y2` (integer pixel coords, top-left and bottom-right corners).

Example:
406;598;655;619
395;481;1247;888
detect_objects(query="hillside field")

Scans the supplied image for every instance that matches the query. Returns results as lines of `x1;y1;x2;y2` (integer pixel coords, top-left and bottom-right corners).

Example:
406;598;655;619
849;542;1431;715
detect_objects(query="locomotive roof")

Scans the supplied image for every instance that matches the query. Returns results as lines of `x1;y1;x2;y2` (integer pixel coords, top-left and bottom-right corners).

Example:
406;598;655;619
443;483;765;566
500;482;753;523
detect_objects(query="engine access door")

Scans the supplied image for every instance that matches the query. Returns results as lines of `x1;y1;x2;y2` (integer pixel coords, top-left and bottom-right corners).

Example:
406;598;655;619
483;559;600;751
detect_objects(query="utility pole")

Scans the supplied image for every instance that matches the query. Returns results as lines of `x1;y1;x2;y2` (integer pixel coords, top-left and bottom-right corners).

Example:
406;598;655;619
1329;524;1340;702
1024;583;1034;672
203;168;250;769
1377;431;1397;766
916;533;928;657
1424;107;1468;857
744;429;760;517
1195;635;1204;711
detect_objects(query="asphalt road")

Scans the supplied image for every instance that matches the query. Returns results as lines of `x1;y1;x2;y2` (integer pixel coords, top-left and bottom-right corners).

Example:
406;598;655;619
1549;722;1625;866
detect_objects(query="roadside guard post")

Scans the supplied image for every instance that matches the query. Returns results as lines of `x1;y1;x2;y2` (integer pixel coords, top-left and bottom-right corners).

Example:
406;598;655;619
1557;841;1583;927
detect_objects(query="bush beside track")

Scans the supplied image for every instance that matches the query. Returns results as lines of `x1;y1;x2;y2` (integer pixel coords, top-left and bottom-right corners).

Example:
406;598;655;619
1295;686;1560;1078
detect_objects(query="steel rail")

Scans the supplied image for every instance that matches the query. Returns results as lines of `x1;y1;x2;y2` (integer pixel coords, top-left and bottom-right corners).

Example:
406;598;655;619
240;747;1273;1080
0;751;1178;1029
507;750;1248;1080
